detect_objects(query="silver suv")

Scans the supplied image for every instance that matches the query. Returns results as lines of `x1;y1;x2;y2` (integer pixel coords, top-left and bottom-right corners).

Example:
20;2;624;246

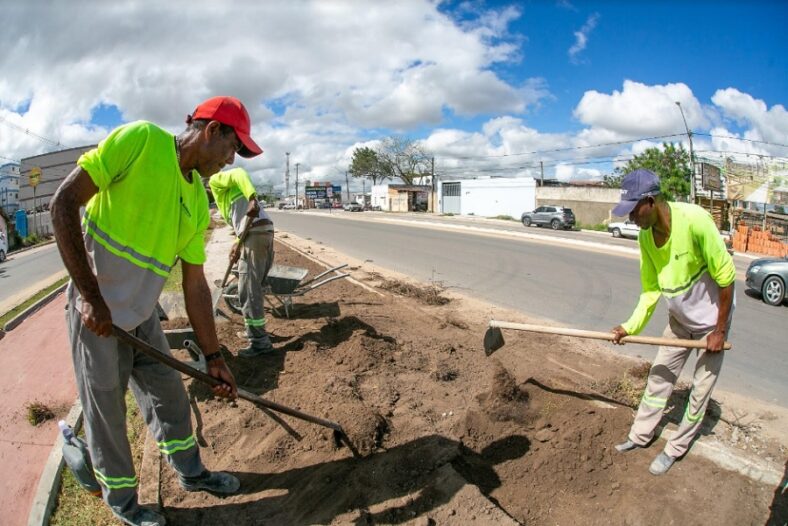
521;206;576;230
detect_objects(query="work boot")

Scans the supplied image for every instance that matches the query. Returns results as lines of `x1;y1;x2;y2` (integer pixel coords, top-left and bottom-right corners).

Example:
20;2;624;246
614;439;640;452
115;506;166;526
180;470;240;494
238;334;274;358
649;452;676;475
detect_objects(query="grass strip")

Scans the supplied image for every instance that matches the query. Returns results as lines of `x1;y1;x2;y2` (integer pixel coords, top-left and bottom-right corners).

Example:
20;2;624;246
0;276;69;328
50;392;146;526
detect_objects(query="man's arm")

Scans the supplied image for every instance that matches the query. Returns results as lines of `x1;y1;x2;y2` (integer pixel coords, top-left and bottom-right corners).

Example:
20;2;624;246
705;283;733;352
181;261;238;398
50;167;112;337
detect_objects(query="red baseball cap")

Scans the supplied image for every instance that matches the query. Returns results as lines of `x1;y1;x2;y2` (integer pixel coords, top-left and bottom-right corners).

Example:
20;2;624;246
191;96;263;158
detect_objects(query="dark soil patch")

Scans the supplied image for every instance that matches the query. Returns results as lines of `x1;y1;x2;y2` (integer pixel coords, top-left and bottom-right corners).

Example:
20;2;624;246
377;278;450;305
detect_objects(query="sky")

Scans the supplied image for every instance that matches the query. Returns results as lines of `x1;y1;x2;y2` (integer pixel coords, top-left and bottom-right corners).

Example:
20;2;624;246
1;0;786;191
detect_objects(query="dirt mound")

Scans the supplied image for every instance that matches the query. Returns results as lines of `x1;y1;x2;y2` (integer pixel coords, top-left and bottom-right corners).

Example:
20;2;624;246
155;238;786;525
377;278;450;305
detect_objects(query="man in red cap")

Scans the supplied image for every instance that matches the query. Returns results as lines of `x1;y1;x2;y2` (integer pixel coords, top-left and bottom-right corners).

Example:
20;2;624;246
51;96;261;526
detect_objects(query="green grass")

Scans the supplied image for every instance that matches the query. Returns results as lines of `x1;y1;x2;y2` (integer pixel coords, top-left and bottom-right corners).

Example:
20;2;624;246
50;392;146;526
0;276;69;327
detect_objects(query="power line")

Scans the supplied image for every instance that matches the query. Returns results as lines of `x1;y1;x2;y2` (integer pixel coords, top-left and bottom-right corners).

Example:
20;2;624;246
0;116;64;149
695;133;788;149
443;133;684;160
0;154;21;164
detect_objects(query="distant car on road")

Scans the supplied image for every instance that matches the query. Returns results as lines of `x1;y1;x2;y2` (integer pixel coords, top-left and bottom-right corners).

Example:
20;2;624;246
746;256;788;306
521;206;575;230
607;220;640;239
343;203;363;212
0;231;7;263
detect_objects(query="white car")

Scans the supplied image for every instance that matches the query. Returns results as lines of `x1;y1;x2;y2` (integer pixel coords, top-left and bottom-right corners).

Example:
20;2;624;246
607;220;640;239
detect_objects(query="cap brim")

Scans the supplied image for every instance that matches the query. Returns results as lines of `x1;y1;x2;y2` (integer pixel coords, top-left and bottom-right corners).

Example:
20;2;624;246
236;131;263;158
612;199;638;217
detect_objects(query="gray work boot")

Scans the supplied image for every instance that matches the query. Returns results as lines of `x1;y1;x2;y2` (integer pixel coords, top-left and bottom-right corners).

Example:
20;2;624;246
649;452;676;475
115;506;166;526
614;439;640;452
238;333;274;358
180;470;240;494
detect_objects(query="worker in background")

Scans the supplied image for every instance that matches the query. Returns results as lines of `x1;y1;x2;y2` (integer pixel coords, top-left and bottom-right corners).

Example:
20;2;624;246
610;169;735;476
51;96;262;526
209;167;275;357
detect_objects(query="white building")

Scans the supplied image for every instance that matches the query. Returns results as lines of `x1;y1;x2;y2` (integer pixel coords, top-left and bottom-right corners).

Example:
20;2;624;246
438;177;536;218
0;162;20;216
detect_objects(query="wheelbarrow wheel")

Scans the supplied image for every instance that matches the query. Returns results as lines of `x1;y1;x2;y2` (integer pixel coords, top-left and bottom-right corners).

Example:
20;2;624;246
223;283;243;315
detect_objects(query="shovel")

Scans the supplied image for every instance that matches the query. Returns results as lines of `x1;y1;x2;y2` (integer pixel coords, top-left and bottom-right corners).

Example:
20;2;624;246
483;320;732;356
112;325;359;457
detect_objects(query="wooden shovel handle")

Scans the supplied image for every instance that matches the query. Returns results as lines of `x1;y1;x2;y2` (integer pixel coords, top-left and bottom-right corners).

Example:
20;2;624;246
489;320;731;350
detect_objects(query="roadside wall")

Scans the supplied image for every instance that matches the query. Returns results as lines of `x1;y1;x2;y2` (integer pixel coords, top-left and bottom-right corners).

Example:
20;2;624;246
536;186;621;225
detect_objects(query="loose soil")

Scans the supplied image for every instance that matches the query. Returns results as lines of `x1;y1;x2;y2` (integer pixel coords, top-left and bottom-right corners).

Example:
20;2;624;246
158;237;786;525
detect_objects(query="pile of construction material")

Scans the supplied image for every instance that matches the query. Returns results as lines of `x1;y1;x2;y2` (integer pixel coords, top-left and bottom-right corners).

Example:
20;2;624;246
731;223;788;257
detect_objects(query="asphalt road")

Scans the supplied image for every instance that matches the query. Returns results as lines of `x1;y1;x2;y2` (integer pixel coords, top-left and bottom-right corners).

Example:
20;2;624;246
0;243;65;313
269;210;787;407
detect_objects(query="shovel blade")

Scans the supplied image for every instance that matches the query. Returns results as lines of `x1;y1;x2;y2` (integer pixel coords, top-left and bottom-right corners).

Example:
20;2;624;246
483;326;505;356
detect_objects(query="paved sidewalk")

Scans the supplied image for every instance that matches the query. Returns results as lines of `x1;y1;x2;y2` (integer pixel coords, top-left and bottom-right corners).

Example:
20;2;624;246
0;293;75;526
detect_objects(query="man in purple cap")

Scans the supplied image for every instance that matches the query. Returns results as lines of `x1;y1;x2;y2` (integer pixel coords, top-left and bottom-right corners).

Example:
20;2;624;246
608;169;735;476
51;96;261;526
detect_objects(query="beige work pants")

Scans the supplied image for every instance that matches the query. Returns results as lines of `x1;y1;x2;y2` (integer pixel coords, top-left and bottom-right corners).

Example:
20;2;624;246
628;317;724;458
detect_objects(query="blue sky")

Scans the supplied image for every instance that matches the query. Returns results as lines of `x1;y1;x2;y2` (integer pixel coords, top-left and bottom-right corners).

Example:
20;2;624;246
442;0;787;135
1;1;786;187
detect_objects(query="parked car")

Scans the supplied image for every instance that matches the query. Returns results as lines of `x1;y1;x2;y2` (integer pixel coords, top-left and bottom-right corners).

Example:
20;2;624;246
745;256;788;306
0;231;7;263
343;202;363;212
521;206;575;230
607;220;640;239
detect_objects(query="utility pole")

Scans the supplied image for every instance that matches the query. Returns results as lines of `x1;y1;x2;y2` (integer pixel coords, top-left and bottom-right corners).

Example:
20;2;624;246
540;161;544;186
675;101;696;204
345;170;350;202
285;152;290;201
295;162;300;210
430;156;435;213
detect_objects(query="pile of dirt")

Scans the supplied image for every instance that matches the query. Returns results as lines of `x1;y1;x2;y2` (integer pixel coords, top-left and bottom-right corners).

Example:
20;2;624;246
377;278;450;306
157;238;786;525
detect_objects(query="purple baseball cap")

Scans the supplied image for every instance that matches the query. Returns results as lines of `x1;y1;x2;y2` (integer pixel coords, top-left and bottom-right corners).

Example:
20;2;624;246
612;169;661;217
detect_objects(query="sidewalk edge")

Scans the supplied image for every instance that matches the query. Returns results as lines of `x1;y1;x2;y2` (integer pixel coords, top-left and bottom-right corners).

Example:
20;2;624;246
4;282;68;332
27;400;83;526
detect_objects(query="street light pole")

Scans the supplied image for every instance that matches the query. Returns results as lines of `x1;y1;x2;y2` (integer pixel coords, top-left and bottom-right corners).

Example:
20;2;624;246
295;162;300;210
285;152;290;202
675;101;696;204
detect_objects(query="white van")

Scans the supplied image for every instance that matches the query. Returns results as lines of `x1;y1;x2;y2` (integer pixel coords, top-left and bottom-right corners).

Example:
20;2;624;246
0;230;7;262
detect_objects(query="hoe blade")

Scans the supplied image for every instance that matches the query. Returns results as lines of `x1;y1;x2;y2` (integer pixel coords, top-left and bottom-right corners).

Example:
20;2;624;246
483;326;505;356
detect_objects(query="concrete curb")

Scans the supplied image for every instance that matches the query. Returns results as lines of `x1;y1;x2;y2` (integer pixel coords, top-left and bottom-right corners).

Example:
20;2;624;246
3;282;68;332
660;428;783;485
27;400;83;526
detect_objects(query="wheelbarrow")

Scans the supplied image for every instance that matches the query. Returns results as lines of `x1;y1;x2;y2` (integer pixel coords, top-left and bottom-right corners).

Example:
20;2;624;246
222;263;350;318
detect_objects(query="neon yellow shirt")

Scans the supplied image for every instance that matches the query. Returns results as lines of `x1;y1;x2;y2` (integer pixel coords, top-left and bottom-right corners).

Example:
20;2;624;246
74;121;210;329
208;168;256;226
79;121;209;273
622;202;735;335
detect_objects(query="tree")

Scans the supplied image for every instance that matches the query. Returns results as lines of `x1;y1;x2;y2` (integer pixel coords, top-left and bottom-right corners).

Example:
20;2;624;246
349;146;388;185
602;172;624;188
376;136;430;185
616;142;692;201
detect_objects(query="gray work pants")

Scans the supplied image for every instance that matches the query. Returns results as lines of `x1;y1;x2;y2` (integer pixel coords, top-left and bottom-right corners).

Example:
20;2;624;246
66;291;204;517
238;229;275;345
628;316;725;458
